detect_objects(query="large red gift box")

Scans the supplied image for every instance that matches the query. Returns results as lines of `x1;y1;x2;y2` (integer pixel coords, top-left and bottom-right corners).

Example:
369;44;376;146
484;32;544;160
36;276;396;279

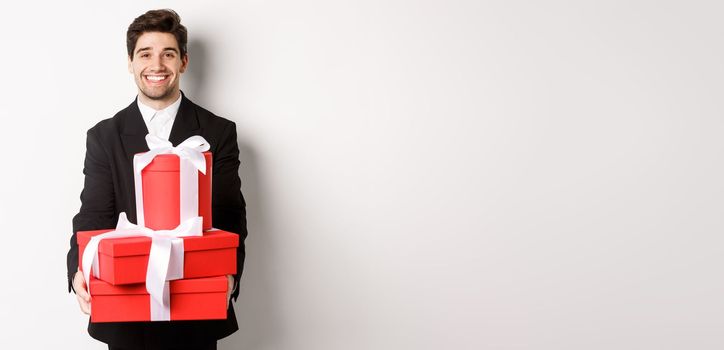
90;276;228;323
140;151;213;231
77;229;238;285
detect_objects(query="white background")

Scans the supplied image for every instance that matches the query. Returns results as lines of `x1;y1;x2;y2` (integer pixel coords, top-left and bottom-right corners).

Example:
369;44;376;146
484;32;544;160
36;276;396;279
0;1;722;349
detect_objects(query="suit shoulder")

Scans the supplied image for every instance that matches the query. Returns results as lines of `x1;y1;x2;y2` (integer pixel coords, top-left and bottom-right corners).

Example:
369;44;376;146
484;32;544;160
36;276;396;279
86;102;135;137
189;104;236;137
195;104;235;127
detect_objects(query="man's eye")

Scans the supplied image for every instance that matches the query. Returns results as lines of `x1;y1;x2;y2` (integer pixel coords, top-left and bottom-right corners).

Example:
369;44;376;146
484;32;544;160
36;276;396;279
164;53;175;58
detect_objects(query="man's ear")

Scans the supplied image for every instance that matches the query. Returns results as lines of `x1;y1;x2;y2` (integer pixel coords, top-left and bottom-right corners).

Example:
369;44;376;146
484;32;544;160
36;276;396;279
127;56;133;73
180;54;189;73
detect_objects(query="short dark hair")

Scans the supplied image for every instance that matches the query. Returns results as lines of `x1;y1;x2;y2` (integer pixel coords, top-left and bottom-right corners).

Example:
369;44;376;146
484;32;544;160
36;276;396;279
127;9;187;59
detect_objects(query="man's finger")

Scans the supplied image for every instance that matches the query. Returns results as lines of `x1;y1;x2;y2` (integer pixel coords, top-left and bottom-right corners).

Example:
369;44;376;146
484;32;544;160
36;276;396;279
76;287;90;302
76;294;91;315
226;275;233;308
74;280;90;301
73;272;91;302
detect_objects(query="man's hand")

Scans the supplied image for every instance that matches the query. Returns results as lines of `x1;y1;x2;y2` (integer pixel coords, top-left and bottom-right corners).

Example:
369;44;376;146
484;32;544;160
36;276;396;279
227;275;234;309
73;270;91;315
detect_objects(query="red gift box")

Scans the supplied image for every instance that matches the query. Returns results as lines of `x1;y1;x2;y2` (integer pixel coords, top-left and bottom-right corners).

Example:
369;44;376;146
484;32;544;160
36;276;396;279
90;276;228;323
77;229;238;285
140;151;213;231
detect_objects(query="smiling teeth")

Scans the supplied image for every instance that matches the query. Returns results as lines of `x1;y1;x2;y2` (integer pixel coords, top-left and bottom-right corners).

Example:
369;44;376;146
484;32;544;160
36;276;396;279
146;76;166;81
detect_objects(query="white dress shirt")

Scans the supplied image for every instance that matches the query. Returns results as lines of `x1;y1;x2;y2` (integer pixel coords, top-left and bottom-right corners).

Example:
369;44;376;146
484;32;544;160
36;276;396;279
137;94;182;140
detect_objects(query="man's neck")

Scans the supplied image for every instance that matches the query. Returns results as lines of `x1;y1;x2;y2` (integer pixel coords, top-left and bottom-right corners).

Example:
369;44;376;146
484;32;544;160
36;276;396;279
137;90;181;110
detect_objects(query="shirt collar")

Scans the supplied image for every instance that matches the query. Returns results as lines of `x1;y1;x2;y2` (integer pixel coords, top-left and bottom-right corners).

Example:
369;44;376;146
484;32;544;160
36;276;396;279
137;93;183;125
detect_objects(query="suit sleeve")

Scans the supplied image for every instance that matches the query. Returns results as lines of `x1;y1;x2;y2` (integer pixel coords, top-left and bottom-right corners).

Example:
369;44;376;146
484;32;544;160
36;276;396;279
211;121;248;301
67;128;118;292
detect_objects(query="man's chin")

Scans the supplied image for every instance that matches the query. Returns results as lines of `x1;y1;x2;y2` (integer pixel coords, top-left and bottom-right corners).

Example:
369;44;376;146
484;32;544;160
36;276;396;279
140;88;175;101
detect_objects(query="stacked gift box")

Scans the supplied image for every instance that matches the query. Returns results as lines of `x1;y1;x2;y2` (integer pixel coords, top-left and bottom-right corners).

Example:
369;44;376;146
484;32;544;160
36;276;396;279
78;136;238;323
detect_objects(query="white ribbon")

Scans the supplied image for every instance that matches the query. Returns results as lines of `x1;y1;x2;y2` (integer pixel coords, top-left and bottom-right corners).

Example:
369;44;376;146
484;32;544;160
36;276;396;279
134;135;210;228
81;212;203;321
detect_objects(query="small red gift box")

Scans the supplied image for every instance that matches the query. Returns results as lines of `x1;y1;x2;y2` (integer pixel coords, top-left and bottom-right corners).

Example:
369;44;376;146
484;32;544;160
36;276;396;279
77;229;238;285
90;276;228;323
140;152;213;231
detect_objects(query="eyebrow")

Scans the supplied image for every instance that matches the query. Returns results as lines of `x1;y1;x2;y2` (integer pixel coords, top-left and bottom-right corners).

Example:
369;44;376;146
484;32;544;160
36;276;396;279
135;47;180;55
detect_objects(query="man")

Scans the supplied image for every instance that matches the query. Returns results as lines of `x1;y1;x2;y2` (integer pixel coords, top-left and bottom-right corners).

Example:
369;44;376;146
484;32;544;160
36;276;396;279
66;9;247;350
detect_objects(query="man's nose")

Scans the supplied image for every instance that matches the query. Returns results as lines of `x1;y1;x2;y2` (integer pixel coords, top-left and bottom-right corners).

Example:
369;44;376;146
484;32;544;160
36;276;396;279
149;55;164;70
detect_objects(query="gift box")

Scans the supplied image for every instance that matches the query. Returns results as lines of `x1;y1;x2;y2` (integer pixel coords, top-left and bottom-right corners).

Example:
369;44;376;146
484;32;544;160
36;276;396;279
139;151;213;231
78;228;238;285
90;275;228;323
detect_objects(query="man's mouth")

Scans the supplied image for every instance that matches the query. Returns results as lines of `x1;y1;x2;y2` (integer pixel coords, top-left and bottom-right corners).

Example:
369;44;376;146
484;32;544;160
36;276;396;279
144;75;169;83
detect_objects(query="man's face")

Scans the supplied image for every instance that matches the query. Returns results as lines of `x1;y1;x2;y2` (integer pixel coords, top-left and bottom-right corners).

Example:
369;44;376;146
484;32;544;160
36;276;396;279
128;32;188;104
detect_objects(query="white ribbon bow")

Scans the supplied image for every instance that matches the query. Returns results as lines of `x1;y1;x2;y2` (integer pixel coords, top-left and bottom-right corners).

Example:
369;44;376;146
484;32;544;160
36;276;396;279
81;213;203;321
134;135;210;228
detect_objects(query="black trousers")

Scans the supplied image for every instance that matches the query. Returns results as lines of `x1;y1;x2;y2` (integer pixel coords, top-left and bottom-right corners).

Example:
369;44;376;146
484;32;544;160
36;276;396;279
108;343;216;350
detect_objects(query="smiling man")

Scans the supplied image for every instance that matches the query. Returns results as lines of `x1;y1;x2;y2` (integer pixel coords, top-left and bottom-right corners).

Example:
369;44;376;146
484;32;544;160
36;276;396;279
66;9;247;350
130;30;187;108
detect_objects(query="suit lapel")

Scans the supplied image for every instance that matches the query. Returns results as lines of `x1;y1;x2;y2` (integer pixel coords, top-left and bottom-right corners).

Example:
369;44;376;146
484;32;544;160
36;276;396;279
120;99;150;161
169;94;202;145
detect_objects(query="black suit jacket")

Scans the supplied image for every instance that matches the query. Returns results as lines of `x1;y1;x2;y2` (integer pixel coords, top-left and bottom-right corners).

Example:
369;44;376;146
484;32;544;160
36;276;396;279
66;94;247;347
